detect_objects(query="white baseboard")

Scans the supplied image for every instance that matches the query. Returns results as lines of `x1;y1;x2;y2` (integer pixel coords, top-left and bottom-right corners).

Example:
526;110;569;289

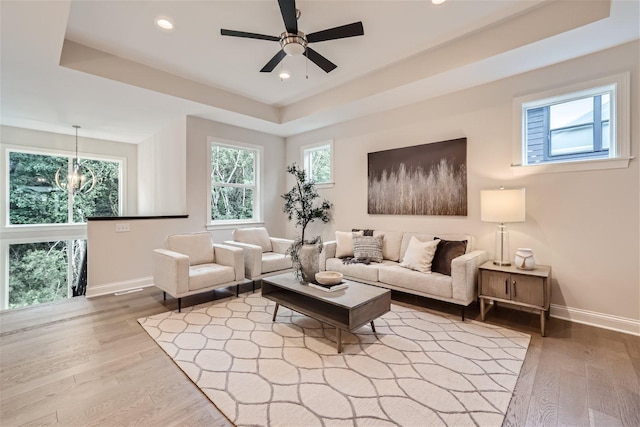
550;304;640;336
86;276;154;298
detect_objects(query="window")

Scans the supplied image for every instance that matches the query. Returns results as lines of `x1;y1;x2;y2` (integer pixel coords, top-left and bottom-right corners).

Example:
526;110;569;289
513;73;630;173
7;239;86;309
8;150;122;225
208;140;262;224
302;140;333;186
3;146;123;309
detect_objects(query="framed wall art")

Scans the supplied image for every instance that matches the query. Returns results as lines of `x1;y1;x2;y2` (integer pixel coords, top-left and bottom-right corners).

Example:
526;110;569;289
367;137;467;216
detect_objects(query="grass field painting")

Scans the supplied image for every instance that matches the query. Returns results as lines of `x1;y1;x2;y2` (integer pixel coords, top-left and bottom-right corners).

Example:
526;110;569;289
368;138;467;216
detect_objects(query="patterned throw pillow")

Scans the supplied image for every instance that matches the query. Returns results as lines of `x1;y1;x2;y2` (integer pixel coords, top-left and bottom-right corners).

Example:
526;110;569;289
353;235;384;263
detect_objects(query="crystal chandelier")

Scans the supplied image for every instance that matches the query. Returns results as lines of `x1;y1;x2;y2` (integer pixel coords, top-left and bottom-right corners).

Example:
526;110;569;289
55;125;96;195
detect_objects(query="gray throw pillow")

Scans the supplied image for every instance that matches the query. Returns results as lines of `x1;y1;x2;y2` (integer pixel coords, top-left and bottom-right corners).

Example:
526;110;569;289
353;235;384;263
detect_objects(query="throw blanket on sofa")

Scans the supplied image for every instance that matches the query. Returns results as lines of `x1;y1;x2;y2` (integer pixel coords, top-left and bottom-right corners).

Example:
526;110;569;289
342;257;372;265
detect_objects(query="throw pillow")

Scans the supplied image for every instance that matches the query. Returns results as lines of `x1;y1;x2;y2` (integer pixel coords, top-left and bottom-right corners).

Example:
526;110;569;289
352;228;374;236
353;235;384;263
400;236;440;273
335;230;364;258
432;238;468;276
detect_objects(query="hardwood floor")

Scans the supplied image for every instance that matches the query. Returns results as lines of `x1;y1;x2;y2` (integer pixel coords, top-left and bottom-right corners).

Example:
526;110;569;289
1;284;638;426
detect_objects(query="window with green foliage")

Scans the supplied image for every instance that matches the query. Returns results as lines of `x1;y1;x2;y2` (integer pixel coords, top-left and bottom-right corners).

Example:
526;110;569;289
4;148;122;310
209;142;261;223
302;141;333;185
8;240;87;308
9;151;121;224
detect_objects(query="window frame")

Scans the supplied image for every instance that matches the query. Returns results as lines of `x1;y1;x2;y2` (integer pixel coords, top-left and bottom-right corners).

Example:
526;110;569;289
2;145;125;230
206;138;263;228
512;72;631;175
1;144;125;310
301;139;334;188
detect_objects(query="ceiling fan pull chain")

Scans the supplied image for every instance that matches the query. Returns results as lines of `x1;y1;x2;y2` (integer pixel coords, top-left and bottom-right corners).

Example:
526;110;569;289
305;49;309;79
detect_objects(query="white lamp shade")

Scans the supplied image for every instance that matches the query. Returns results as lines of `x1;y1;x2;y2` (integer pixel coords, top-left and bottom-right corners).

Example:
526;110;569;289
481;188;526;223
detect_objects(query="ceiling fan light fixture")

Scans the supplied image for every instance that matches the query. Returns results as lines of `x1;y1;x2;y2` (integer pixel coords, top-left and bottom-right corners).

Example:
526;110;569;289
280;32;307;56
432;0;447;4
155;17;174;31
279;71;291;80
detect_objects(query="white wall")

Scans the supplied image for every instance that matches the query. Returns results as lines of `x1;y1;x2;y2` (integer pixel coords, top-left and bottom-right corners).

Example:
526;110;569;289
286;42;640;333
137;118;187;215
186;116;287;241
86;217;193;297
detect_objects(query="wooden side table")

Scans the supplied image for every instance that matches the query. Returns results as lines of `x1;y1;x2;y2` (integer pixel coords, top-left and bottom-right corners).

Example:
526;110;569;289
478;261;552;336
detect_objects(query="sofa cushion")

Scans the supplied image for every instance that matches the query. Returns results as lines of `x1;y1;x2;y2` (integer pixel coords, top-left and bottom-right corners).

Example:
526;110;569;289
335;230;364;258
432;238;468;276
379;264;453;299
400;236;440;273
353;235;384;263
233;227;272;252
261;252;293;274
374;230;403;261
166;232;214;266
325;257;380;282
188;263;235;291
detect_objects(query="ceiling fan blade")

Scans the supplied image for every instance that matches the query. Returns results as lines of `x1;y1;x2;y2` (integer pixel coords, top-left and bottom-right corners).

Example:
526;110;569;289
305;47;337;73
260;50;287;72
221;29;280;42
307;22;364;43
278;0;298;34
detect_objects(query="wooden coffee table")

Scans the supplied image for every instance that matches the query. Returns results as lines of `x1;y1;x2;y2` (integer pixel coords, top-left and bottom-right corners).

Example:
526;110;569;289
261;273;391;353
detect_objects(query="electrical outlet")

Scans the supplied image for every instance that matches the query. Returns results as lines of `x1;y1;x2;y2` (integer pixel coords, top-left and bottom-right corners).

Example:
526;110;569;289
115;223;130;233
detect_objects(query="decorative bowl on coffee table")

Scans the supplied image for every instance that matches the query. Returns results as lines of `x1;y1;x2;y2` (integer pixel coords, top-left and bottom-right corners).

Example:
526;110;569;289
315;271;343;285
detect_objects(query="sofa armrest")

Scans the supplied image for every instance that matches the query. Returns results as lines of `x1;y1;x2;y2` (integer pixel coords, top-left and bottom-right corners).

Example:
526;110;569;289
224;240;262;279
450;250;490;304
152;249;190;297
319;240;337;271
214;244;244;281
270;237;294;254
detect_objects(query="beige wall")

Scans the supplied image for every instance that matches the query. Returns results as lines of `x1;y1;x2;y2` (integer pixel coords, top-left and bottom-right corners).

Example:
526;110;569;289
138;118;187;215
286;42;640;328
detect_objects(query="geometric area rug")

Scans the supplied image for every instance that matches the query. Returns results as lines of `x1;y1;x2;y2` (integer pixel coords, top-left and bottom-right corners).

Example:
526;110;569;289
138;293;530;427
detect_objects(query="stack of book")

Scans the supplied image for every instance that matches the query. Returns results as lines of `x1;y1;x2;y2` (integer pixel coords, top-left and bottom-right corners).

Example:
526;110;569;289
308;281;348;292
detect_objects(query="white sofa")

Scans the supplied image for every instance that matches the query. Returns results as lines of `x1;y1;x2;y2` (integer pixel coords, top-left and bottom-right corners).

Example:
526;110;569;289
320;231;489;320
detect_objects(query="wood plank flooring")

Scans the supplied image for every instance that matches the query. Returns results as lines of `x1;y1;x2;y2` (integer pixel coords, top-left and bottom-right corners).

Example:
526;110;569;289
1;284;638;426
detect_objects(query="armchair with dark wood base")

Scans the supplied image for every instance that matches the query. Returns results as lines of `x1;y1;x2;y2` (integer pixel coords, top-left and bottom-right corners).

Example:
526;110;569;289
152;232;244;312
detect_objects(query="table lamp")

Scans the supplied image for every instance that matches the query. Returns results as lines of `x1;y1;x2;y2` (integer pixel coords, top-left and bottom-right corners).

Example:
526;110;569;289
481;187;526;266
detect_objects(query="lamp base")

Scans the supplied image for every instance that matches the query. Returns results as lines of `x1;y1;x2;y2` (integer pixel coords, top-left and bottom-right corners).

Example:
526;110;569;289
493;223;511;267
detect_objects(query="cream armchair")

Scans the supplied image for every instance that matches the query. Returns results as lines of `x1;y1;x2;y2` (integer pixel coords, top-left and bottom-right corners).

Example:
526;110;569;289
152;232;244;312
225;227;293;288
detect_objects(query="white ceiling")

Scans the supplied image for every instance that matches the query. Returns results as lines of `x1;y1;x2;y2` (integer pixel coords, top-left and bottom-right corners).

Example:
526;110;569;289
1;0;638;143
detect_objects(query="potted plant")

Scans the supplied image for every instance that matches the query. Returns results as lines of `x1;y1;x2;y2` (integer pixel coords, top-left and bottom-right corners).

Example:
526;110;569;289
282;163;332;282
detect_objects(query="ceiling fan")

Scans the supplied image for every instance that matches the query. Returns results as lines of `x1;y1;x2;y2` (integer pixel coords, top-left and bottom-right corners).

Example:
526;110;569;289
220;0;364;73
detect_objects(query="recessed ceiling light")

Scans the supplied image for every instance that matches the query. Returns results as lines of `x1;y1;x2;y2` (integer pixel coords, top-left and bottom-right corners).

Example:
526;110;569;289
432;0;447;4
155;17;174;31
